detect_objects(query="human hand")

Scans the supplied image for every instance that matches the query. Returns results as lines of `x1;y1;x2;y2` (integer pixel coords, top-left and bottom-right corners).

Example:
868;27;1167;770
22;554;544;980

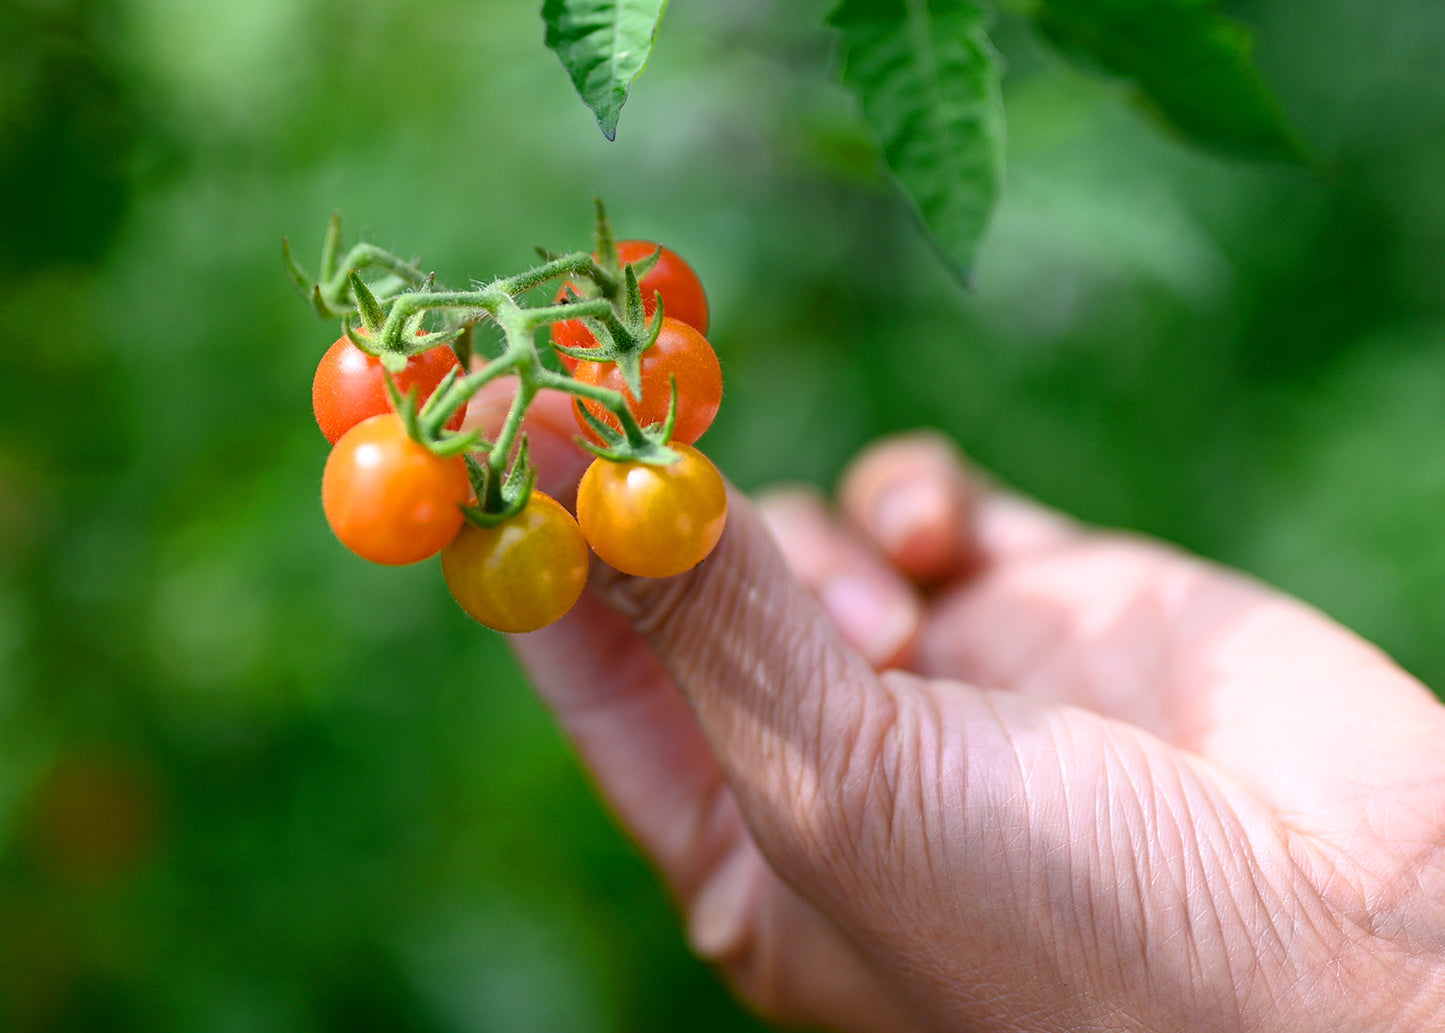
479;385;1445;1032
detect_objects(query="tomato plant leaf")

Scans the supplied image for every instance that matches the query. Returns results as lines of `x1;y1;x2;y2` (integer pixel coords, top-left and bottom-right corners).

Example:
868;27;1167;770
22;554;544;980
543;0;669;141
830;0;1005;281
1028;0;1303;162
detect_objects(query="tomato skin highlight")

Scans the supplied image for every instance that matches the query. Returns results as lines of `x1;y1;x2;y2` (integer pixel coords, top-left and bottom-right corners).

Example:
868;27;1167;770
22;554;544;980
441;492;590;633
550;241;710;370
312;331;467;444
572;317;721;445
576;444;728;578
321;413;470;565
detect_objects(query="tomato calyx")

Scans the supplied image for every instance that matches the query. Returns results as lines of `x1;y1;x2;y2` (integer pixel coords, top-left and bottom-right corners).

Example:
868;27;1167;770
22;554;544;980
551;261;664;401
375;365;483;462
585;197;664;293
547;200;673;371
459;437;537;528
341;275;473;375
284;211;430;320
572;374;682;467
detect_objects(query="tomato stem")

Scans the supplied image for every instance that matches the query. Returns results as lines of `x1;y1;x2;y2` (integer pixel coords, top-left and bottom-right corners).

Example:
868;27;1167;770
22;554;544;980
495;252;599;296
294;210;696;510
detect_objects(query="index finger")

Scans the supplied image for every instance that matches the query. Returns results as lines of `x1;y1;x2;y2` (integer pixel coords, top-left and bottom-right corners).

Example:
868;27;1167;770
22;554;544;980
839;431;1081;581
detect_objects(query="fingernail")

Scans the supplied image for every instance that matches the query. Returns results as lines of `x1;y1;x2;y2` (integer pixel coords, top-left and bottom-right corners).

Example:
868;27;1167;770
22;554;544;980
819;573;916;667
872;478;950;556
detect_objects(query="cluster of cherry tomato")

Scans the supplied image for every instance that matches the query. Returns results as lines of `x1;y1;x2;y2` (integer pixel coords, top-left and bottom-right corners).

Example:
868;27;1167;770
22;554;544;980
295;216;727;634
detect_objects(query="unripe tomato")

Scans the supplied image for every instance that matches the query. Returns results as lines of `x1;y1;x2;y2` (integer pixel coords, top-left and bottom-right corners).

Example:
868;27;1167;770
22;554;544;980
441;491;590;633
321;413;470;565
576;444;727;578
572;317;722;445
312;330;467;444
551;241;710;370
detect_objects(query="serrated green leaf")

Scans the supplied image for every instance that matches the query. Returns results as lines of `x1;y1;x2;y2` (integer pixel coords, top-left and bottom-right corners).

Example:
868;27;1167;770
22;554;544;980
543;0;669;141
1029;0;1304;162
830;0;1005;281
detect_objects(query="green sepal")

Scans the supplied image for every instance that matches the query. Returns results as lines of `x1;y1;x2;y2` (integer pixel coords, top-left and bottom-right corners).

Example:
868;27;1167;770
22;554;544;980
575;397;622;444
348;271;387;335
311;284;339;319
575;392;679;466
611;284;664;399
503;436;537;501
620;261;646;324
581;428;680;467
417;365;464;436
342;317;381;358
552;341;610;364
593;197;619;274
623;243;662;284
382;372;423;441
460;439;536;526
401;306;428;341
657;375;679;444
282;238;312;297
428;428;485;459
380;366;484;458
319;212;343;285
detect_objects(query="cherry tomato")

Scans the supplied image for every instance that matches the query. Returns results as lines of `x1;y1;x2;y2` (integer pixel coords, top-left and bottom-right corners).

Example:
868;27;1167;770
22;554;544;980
550;241;710;370
576;443;727;578
441;491;590;633
321;413;470;565
312;330;467;444
572;317;722;445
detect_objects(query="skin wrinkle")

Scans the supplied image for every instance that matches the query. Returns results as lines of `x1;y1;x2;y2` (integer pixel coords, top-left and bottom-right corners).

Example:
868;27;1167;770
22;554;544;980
1168;766;1250;1032
828;684;899;895
898;680;955;909
920;682;1408;1031
598;551;935;1033
912;524;1445;1025
1144;757;1303;1029
504;425;1445;1031
989;708;1342;1031
1352;787;1445;947
1093;732;1149;1001
608;500;899;907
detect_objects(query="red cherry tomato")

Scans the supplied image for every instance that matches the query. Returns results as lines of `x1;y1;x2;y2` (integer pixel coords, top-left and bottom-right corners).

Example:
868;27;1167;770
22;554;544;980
321;413;470;565
576;443;727;578
312;330;467;444
550;241;709;370
441;491;590;633
572;317;722;445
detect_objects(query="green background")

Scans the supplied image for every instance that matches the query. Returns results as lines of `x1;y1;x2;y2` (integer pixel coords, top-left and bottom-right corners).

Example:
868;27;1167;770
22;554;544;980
3;0;1444;1029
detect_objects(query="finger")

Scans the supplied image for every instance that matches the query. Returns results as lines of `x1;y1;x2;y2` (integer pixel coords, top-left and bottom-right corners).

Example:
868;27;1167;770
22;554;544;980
839;431;1083;579
757;488;922;670
917;506;1445;890
510;589;740;894
460;375;591;506
589;487;903;884
510;557;925;1033
837;431;980;584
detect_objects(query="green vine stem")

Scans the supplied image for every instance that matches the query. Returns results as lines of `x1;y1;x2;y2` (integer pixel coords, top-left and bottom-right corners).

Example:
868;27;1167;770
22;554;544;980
290;215;681;519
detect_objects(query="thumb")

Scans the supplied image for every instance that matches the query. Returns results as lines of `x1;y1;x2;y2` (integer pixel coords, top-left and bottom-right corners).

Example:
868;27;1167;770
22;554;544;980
590;484;901;893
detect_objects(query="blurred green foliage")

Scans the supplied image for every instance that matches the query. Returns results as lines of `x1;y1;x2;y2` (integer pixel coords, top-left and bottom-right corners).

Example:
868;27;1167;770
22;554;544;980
1;0;1443;1029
